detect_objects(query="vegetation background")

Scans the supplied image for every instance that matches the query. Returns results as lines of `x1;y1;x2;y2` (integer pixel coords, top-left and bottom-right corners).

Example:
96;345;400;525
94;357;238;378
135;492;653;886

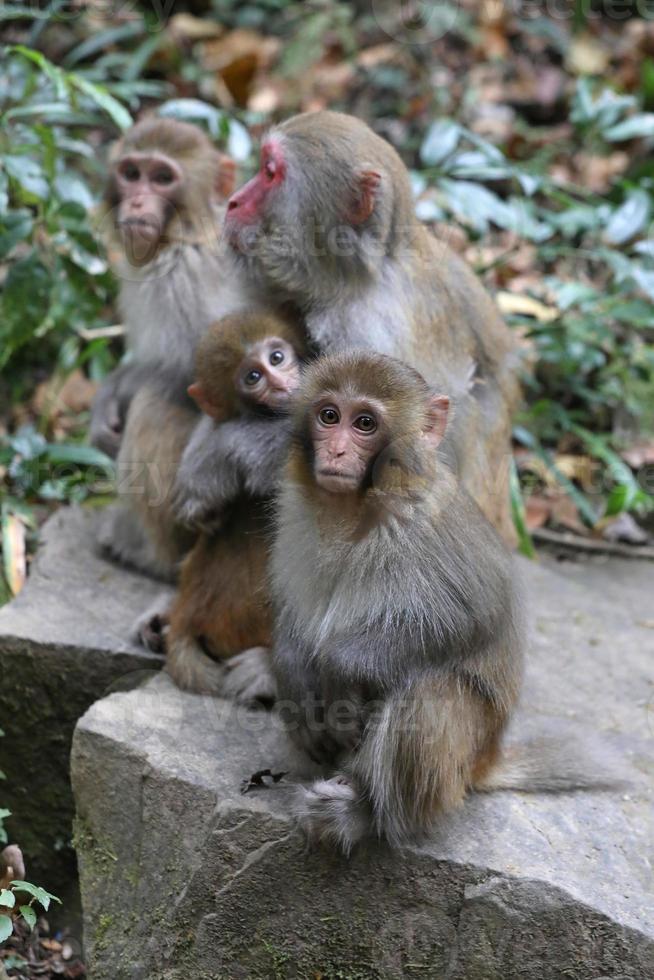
1;0;654;592
1;1;654;974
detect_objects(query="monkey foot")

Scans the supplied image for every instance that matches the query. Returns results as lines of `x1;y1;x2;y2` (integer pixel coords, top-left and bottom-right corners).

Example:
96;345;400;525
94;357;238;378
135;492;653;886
221;646;277;708
131;593;172;653
295;776;368;855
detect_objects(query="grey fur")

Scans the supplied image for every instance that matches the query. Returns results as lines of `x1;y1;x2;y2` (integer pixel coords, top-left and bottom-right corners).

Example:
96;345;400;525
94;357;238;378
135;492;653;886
271;453;525;850
173;413;294;530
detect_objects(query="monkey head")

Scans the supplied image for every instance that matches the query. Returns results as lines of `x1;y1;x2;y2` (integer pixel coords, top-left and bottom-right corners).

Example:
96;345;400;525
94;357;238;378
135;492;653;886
293;351;449;497
104;117;236;266
188;311;305;421
224;111;416;296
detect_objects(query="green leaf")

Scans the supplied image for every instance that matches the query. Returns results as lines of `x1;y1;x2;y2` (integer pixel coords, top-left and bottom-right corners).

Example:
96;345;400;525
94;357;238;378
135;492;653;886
513;426;598;527
0;914;13;943
0;889;16;909
2;155;49;200
0;211;34;260
510;458;536;559
157;99;224;139
0;254;52;368
420;119;461;166
68;76;132;131
44;443;114;469
20;904;37;929
604;190;651;245
12;880;60;911
8;45;69;99
604;113;654;141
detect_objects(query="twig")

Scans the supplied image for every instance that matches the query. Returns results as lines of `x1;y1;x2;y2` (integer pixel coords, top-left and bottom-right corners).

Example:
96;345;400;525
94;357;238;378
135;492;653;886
533;527;654;561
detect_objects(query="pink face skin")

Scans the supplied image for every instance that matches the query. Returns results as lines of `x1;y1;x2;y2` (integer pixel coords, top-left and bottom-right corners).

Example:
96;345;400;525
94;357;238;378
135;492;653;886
116;152;183;243
236;337;300;411
225;140;286;245
311;396;387;494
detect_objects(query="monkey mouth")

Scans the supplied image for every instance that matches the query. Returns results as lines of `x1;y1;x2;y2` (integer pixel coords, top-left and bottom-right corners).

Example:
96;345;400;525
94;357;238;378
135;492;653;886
119;218;161;241
316;469;359;492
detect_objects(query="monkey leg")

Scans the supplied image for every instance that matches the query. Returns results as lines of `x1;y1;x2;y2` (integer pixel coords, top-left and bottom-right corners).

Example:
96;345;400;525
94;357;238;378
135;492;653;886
97;503;179;582
165;633;227;696
296;672;504;853
116;386;198;574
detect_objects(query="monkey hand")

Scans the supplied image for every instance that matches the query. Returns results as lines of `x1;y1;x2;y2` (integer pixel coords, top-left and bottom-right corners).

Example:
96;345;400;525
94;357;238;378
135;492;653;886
89;395;124;459
171;487;224;534
222;647;277;709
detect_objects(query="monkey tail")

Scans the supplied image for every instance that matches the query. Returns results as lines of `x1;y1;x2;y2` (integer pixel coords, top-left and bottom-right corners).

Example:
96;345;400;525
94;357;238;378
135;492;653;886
475;737;625;794
165;635;226;696
295;679;471;853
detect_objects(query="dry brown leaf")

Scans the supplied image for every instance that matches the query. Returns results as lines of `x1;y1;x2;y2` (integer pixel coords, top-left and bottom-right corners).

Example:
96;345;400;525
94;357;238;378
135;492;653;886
525;495;551;530
32;370;98;420
199;31;280;106
566;33;610;76
549;495;588;535
496;291;558;322
2;513;26;597
168;13;223;42
621;442;654;468
356;44;399;69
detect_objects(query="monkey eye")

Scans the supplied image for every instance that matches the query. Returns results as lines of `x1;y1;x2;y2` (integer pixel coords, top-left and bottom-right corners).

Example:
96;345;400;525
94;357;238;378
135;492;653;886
353;414;377;433
152;168;174;185
269;350;284;366
318;406;340;425
244;368;263;386
121;163;140;182
263;159;276;181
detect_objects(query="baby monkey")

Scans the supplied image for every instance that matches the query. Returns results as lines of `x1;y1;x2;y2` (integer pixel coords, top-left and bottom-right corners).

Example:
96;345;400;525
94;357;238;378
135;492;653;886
271;352;615;852
163;311;305;697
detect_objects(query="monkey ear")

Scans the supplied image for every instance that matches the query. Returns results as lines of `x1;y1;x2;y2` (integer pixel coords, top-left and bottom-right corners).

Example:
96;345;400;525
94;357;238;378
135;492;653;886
422;394;450;448
350;170;381;224
188;383;220;418
215;154;236;199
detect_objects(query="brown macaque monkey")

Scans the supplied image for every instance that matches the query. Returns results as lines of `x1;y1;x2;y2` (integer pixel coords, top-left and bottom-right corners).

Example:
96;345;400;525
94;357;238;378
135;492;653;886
0;845;25;892
91;116;255;579
160;311;306;698
263;352;609;853
224;111;521;545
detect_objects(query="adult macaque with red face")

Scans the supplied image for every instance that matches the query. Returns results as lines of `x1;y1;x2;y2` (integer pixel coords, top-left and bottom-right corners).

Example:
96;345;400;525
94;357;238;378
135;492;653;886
224;111;520;544
91;117;255;580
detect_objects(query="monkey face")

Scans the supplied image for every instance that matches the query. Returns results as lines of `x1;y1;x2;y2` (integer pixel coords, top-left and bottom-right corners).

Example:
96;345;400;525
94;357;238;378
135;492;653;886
114;152;182;262
236;337;301;413
310;395;387;494
224;140;286;250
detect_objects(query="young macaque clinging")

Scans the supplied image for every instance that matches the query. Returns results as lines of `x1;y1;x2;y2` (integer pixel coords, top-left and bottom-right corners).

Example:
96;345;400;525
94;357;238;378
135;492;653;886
268;352;607;853
223;110;520;544
160;311;306;699
91;116;253;579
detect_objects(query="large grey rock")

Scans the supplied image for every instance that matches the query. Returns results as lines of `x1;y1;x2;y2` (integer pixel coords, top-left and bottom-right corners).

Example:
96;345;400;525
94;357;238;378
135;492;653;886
72;555;654;979
0;507;169;904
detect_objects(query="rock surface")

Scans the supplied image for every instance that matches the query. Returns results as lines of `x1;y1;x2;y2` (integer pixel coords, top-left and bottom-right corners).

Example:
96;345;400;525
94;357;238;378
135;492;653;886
0;507;170;904
72;553;654;980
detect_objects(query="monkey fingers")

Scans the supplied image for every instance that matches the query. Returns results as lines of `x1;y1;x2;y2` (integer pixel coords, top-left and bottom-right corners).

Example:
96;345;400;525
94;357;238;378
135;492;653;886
131;593;172;653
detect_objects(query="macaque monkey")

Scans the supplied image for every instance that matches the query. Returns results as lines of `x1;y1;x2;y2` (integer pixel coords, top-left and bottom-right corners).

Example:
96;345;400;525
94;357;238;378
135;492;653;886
91;116;254;578
224;111;520;544
160;311;306;698
0;845;25;892
267;352;606;853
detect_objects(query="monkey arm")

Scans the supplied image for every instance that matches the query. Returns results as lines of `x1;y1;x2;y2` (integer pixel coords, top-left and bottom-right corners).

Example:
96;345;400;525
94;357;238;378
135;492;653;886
89;362;141;459
173;415;293;529
172;415;243;530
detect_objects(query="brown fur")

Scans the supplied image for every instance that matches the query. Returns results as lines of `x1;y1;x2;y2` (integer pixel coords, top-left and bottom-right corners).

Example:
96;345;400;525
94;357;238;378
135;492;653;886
164;313;303;694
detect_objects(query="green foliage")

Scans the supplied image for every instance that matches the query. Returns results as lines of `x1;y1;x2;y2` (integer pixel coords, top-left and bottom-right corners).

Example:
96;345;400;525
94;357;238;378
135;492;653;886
418;80;654;529
0;45;126;374
0;730;61;944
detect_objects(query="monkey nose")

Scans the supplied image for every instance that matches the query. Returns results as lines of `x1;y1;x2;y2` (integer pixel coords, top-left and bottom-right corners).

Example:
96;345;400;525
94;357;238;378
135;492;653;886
227;198;239;211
